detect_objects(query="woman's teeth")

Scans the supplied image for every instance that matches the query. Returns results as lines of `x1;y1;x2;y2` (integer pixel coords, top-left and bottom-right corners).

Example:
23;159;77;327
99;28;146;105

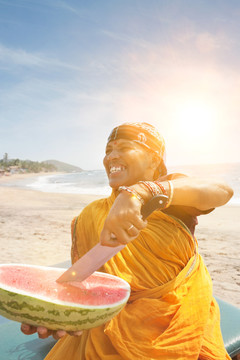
109;166;125;174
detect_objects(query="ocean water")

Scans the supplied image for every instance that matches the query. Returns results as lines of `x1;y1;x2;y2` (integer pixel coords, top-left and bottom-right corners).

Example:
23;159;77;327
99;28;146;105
4;163;240;205
26;170;111;196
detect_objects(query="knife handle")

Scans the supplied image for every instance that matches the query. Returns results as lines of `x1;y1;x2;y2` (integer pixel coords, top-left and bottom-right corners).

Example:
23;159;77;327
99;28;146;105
141;194;169;220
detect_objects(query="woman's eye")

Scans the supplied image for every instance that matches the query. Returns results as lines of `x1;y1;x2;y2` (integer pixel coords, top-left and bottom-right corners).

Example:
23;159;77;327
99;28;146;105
105;145;133;155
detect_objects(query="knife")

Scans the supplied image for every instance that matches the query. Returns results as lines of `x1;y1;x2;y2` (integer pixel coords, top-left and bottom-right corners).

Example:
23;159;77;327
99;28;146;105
56;194;168;283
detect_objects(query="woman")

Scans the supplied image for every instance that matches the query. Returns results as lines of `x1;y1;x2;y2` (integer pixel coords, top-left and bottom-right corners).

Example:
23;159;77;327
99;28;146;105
21;122;233;359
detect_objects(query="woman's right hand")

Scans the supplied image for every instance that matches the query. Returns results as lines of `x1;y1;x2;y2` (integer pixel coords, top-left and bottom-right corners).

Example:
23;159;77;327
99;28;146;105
100;190;147;247
21;323;83;340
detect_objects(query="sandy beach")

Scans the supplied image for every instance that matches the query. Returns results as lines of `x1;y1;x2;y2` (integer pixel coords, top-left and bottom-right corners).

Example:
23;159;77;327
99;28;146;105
0;173;239;307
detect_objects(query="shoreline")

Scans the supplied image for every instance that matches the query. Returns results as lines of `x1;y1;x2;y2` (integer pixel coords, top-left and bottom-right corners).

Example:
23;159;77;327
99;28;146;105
0;174;239;307
0;171;62;184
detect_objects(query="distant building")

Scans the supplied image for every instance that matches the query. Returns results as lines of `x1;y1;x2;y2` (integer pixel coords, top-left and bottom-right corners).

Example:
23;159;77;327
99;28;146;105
9;165;20;174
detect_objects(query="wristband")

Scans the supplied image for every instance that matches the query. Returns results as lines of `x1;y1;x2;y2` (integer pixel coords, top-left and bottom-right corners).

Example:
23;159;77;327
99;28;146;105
165;180;174;208
118;186;145;205
154;181;167;195
138;181;162;197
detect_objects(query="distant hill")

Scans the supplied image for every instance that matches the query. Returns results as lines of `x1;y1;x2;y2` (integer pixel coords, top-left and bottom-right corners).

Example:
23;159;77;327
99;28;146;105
43;160;83;173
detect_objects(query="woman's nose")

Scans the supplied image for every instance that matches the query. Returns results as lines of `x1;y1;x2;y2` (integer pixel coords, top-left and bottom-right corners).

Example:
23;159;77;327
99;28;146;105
107;149;120;160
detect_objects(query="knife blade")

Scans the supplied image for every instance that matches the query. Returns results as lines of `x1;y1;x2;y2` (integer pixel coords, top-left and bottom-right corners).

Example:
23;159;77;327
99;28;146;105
56;194;168;283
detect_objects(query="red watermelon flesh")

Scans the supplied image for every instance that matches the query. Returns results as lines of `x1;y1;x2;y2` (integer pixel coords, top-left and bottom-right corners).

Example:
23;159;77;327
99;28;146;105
0;264;130;331
0;264;128;306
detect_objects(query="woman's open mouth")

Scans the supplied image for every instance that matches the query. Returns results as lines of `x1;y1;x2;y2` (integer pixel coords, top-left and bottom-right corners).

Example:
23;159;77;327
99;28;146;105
109;165;126;176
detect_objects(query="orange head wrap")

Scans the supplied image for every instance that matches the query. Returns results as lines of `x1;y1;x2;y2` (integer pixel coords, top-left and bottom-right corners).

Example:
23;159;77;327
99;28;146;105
107;122;167;176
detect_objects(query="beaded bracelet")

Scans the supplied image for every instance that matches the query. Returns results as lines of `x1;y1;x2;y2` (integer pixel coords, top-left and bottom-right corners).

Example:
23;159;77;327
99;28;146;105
118;186;145;205
154;181;167;195
138;181;162;197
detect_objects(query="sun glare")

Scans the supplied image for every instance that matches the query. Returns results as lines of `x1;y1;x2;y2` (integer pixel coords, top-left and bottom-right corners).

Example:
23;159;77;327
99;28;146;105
165;98;221;164
174;100;217;140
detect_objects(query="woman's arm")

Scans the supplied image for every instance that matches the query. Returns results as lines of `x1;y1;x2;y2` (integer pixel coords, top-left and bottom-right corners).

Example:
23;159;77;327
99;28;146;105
134;177;234;211
167;177;233;210
100;177;233;247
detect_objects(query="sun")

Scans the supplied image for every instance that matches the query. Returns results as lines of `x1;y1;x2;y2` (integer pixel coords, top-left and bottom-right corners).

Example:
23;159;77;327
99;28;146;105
165;98;220;164
174;100;217;140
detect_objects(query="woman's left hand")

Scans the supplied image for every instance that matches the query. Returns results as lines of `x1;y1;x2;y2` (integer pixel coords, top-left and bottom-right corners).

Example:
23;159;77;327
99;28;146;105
21;323;83;340
99;191;147;247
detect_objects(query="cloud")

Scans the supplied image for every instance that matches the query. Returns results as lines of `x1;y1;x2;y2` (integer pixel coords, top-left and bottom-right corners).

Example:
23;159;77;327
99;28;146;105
0;43;83;71
51;0;79;14
101;30;151;49
0;0;79;14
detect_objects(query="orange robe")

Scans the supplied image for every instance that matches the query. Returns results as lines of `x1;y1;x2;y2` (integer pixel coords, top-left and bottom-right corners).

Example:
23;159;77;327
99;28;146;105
45;192;230;360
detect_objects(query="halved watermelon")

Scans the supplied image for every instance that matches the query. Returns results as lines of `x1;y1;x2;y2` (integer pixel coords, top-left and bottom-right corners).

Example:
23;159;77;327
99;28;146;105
0;264;130;331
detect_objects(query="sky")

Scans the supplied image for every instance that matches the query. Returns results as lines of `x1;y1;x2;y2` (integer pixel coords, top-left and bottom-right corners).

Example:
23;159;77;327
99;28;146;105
0;0;240;170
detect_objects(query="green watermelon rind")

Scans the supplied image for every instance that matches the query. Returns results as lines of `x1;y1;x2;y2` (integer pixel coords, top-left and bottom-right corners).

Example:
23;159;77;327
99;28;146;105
0;264;130;331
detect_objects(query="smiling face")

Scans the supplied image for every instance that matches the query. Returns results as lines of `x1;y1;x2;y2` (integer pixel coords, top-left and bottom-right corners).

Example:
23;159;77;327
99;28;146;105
103;139;158;189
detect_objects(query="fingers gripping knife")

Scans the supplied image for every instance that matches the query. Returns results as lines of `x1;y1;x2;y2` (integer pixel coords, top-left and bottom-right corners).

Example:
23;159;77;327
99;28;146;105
56;194;168;283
